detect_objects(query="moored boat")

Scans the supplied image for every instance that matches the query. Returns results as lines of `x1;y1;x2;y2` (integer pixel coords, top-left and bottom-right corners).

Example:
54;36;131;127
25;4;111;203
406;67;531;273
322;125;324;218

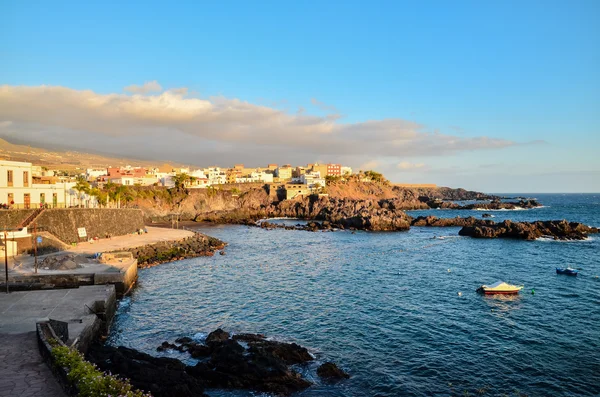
476;281;524;295
556;267;578;276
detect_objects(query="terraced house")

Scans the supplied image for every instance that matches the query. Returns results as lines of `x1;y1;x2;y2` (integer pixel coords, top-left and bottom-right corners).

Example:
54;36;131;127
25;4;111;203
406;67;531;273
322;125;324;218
0;160;83;208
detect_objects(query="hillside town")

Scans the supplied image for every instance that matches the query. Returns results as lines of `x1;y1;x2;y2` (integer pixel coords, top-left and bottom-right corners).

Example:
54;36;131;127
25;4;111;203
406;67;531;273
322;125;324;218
0;159;358;209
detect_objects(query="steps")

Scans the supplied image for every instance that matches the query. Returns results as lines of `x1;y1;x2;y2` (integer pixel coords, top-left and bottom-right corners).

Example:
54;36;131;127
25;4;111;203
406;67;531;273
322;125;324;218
17;208;45;229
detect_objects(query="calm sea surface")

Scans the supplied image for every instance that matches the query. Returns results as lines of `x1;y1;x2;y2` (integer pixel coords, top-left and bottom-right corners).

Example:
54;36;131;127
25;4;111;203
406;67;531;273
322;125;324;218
109;194;600;397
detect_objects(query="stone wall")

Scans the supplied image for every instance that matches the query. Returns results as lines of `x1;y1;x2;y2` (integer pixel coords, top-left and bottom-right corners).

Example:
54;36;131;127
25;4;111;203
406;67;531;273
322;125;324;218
36;209;145;244
0;209;36;229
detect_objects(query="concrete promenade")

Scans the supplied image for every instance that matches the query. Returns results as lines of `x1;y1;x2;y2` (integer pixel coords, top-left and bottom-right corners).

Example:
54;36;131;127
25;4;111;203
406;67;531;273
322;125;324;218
0;285;115;334
0;332;65;397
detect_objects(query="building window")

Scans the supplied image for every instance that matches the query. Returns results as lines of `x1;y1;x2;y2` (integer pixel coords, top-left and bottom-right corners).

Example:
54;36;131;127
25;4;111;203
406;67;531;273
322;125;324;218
7;170;13;186
53;193;58;208
7;193;14;205
23;171;29;187
24;193;31;209
40;193;45;205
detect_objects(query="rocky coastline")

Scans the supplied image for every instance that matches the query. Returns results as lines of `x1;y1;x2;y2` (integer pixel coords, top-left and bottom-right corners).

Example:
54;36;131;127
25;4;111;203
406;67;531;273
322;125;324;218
113;233;226;269
88;328;349;397
427;199;542;210
458;219;599;240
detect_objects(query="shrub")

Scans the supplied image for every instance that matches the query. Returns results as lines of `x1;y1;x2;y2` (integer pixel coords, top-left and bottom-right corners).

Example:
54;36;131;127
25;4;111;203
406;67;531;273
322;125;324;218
52;345;151;397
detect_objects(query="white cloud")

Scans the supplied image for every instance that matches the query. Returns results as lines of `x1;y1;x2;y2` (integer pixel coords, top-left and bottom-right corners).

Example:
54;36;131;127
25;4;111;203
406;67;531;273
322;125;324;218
0;84;518;165
360;160;380;171
124;80;163;94
310;98;338;113
397;161;426;170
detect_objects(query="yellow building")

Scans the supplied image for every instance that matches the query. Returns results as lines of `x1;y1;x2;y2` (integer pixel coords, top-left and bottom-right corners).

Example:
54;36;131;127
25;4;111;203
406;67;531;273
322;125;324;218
276;165;293;181
284;183;310;200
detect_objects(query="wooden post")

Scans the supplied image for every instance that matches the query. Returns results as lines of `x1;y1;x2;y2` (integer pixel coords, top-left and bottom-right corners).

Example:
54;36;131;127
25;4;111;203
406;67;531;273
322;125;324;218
4;231;8;293
33;222;38;274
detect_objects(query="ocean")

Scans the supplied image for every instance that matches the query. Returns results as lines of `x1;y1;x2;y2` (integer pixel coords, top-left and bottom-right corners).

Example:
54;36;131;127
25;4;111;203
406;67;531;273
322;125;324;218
108;193;600;396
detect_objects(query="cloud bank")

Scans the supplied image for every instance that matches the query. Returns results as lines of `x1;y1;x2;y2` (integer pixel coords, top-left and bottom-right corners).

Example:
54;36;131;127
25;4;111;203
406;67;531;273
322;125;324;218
0;82;517;167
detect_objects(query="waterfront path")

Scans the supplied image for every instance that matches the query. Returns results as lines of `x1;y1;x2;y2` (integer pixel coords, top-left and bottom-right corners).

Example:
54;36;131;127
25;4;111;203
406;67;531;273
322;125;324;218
0;332;65;397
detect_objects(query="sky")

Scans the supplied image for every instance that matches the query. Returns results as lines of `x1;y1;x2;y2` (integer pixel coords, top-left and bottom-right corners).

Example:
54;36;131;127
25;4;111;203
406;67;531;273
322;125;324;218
1;0;599;193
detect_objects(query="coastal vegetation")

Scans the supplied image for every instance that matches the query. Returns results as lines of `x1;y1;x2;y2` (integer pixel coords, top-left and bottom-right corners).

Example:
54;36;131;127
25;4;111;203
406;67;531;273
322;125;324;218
51;344;151;397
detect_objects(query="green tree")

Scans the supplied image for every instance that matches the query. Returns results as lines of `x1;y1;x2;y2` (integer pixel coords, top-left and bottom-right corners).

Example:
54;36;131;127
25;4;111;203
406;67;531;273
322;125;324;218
73;176;90;208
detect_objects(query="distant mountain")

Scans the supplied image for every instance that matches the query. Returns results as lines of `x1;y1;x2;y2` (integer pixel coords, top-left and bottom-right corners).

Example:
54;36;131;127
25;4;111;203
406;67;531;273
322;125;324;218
0;137;182;170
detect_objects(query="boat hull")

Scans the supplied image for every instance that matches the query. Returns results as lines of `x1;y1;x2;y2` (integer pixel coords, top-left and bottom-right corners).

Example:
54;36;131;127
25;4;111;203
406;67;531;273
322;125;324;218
556;268;578;276
482;290;521;295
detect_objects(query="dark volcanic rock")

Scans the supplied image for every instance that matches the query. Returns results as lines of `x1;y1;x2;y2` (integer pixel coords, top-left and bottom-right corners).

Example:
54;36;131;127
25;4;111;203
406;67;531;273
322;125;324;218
88;344;207;397
458;219;599;240
410;216;490;227
317;362;350;381
462;199;542;210
247;340;313;365
232;333;266;342
206;328;230;344
93;329;335;396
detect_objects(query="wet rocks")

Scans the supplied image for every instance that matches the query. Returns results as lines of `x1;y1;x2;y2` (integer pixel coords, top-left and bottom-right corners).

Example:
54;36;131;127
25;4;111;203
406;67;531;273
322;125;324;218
93;329;348;396
317;362;350;381
119;233;226;268
458;219;599;240
205;328;230;344
88;345;208;397
410;216;491;227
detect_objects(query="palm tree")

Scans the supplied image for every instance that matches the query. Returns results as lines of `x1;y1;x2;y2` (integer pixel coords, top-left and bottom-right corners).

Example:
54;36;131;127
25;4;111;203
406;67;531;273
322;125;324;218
103;181;115;207
74;176;90;208
112;185;128;209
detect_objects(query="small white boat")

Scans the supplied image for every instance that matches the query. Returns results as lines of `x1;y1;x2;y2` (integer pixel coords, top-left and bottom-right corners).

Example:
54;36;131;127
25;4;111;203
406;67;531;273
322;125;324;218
476;281;524;295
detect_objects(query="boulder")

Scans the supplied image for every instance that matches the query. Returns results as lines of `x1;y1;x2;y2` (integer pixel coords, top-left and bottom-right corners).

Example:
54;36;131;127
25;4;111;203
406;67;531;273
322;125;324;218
317;362;350;381
206;328;230;344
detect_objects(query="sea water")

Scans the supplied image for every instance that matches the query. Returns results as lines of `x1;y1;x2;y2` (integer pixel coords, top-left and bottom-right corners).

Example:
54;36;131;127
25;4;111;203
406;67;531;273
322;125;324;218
108;194;600;396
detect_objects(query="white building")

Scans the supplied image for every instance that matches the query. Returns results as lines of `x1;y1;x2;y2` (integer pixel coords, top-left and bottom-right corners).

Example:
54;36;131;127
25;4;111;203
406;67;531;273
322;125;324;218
86;168;108;180
341;166;353;176
204;167;227;185
300;171;326;189
236;171;274;184
0;160;95;208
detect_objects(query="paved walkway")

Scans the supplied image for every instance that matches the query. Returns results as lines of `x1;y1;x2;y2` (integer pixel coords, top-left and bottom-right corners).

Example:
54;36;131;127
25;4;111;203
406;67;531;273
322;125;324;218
0;286;114;334
0;332;65;397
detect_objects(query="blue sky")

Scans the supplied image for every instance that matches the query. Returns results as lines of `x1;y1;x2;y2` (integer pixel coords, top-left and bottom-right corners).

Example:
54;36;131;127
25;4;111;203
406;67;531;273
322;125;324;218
1;0;599;192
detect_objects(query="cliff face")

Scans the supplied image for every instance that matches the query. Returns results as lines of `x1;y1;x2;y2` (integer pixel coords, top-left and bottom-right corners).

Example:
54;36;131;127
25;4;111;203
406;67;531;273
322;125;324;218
269;196;411;231
133;183;494;231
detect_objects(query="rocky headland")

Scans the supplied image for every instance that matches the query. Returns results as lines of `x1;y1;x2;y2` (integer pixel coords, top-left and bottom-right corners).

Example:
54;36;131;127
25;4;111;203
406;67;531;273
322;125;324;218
128;181;597;239
88;328;348;397
458;219;599;240
427;199;542;210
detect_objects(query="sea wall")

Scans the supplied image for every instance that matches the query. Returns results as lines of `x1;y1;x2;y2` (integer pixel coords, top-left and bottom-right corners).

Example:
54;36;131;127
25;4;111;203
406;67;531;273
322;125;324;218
115;233;226;268
0;209;36;229
36;209;145;244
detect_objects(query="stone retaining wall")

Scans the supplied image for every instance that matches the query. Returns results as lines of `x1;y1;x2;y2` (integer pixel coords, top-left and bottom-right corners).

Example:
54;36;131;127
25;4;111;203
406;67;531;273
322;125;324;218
36;208;145;244
0;209;36;229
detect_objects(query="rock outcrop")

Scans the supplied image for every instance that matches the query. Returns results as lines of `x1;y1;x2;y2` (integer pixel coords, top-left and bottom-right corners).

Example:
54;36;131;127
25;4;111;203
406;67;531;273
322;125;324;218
458;219;599;240
427;199;542;210
89;329;341;396
317;362;350;381
270;196;411;231
116;233;226;268
87;345;208;397
410;216;493;227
